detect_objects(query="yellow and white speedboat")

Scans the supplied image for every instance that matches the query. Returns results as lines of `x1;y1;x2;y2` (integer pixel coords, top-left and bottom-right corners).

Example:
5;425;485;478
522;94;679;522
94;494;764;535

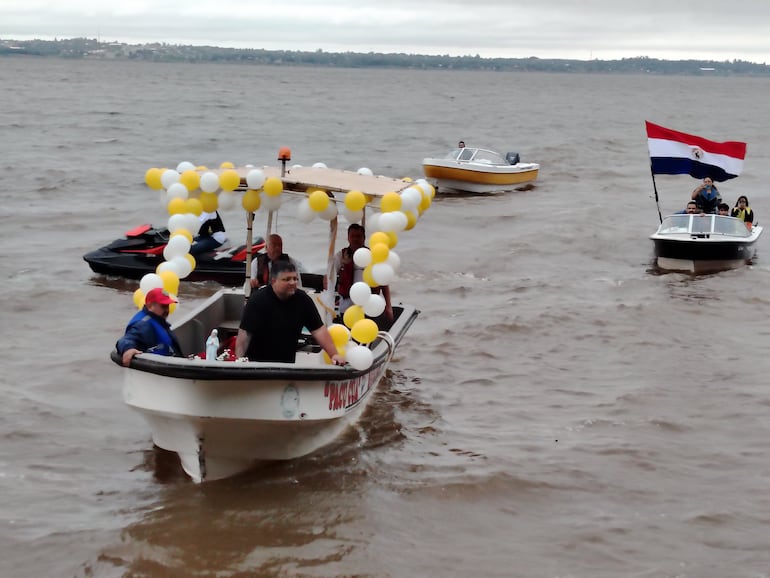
422;147;539;194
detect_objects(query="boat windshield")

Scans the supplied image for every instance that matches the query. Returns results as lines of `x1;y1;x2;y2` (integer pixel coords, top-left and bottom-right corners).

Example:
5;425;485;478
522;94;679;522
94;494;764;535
471;149;506;165
658;214;752;237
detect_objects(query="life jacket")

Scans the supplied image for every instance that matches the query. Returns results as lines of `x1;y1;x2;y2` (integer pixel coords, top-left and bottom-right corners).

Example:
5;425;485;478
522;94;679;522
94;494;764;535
126;310;179;356
336;248;356;298
732;207;753;222
256;252;291;286
198;211;225;238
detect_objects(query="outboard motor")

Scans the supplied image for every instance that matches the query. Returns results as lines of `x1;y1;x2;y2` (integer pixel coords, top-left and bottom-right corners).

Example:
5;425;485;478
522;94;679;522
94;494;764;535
505;152;520;165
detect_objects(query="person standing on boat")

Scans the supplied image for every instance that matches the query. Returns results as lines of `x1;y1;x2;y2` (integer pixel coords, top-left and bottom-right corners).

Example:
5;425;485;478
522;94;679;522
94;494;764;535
458;140;465;149
334;223;393;327
677;201;701;214
236;261;344;365
190;210;226;256
249;233;302;289
115;288;183;367
691;177;722;214
731;195;754;230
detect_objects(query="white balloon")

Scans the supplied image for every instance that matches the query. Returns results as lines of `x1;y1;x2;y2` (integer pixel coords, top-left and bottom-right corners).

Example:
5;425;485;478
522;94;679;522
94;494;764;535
400;187;422;212
363;293;386;317
319;201;338;221
378;211;403;233
185;213;201;236
139;273;164;295
366;212;381;232
357;167;373;176
372;262;395;285
161;169;180;189
349;281;372;306
390;211;408;232
163;235;191;260
386;250;401;271
167;213;188;233
218;191;236;210
353;247;372;268
166;182;189;200
176;161;196;172
262;194;283;211
156;260;179;276
200;171;220;193
346;344;373;370
340;206;363;223
312;162;328;169
171;255;192;279
246;169;266;190
296;199;316;223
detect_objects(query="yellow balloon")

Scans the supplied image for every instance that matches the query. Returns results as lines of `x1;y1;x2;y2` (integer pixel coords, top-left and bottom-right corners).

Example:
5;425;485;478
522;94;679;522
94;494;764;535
323;345;346;365
242;189;261;212
172;228;193;243
386;231;398;248
184;253;196;272
328;323;350;348
404;210;418;231
133;288;145;309
219;161;235;169
263;176;283;197
159;270;180;295
169;301;178;315
199;191;219;213
145;168;163;190
179;169;200;192
351;318;378;345
419;192;432;212
167;197;186;215
363;264;377;287
343;305;365;329
380;191;402;213
308;189;330;212
369;231;389;248
344;190;366;211
219;169;241;191
185;197;203;216
370;242;389;264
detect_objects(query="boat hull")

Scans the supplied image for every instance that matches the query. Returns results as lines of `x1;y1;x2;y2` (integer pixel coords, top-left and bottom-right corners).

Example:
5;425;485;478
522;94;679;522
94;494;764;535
114;289;418;482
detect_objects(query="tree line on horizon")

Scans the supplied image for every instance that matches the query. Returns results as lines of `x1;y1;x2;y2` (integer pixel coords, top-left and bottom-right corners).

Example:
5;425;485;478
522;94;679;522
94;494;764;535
1;37;768;75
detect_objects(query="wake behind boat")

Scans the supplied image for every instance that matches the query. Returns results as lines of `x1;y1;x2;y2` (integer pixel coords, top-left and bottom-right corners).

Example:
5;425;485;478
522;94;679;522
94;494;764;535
422;146;539;194
111;155;434;482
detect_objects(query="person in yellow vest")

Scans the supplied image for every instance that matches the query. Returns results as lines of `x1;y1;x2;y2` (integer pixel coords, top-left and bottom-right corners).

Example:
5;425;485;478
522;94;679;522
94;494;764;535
731;195;754;230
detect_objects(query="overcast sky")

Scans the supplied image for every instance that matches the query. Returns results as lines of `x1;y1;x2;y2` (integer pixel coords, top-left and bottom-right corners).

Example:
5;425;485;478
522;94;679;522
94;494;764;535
3;0;770;62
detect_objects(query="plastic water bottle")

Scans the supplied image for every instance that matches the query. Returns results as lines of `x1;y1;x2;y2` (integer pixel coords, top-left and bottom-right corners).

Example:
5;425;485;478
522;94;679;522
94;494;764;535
206;329;219;362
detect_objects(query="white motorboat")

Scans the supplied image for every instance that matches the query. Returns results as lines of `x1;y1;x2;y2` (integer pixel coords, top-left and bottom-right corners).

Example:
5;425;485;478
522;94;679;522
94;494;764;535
650;213;762;273
422;146;539;194
111;159;429;482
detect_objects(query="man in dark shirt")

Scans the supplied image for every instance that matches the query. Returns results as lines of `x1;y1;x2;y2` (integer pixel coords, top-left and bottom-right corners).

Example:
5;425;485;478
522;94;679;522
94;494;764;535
236;261;344;364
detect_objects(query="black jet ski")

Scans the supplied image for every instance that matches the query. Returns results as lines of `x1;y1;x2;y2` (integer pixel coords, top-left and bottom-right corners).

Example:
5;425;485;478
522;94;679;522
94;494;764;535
83;224;266;286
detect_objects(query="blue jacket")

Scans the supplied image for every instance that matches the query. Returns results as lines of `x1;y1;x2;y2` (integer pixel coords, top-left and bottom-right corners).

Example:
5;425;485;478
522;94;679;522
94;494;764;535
115;308;183;358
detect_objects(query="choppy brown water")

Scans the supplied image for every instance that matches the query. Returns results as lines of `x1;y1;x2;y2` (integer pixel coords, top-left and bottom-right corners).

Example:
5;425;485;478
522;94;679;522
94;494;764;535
2;58;770;577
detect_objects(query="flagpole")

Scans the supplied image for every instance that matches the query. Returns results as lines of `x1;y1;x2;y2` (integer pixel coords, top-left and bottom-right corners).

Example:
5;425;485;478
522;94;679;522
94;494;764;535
650;165;663;224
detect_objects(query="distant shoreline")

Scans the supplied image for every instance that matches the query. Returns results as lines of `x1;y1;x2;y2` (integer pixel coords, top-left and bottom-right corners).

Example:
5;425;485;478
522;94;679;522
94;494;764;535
2;37;769;75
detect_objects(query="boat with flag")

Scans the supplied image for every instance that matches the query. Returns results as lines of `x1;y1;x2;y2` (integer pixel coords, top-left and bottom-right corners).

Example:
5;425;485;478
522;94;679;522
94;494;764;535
645;121;762;273
111;151;432;482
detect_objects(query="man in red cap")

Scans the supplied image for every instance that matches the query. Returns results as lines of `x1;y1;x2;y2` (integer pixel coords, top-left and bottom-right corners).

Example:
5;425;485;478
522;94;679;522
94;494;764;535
116;287;183;366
